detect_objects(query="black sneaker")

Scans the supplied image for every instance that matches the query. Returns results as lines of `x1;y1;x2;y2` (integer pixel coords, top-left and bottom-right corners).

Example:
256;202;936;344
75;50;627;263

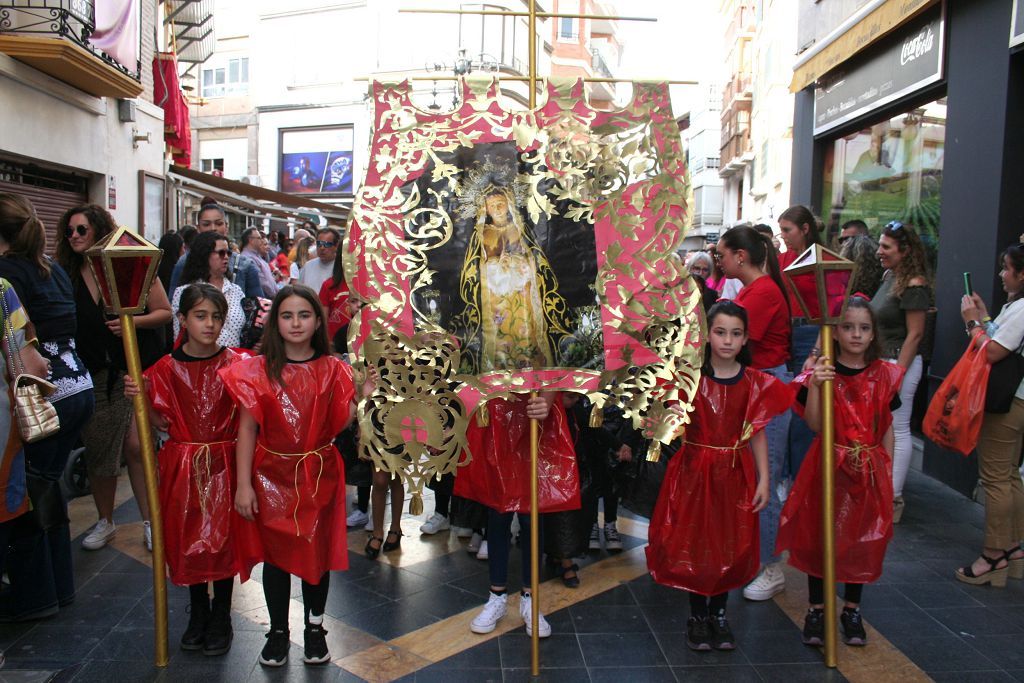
180;603;209;651
802;608;825;646
303;624;330;664
259;628;290;667
841;607;867;646
686;616;713;651
202;606;233;656
709;613;736;650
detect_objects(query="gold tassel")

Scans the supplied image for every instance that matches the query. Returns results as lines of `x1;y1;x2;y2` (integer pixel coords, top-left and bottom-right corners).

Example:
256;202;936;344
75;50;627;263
647;440;662;462
408;492;423;516
476;404;489;427
589;402;603;428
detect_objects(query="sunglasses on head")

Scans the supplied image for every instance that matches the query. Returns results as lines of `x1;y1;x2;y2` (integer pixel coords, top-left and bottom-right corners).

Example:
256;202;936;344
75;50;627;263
213;249;230;258
64;225;89;238
317;240;337;248
885;221;905;233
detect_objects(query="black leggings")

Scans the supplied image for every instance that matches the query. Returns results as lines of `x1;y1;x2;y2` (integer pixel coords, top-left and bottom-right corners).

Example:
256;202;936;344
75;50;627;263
688;591;728;618
188;578;233;608
263;563;330;629
356;486;370;514
435;491;451;518
807;576;863;605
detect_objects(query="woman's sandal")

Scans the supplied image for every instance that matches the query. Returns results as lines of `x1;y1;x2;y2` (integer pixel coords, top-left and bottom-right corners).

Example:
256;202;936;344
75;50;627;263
559;563;580;588
383;529;403;552
955;554;1008;588
365;536;383;560
1005;546;1024;580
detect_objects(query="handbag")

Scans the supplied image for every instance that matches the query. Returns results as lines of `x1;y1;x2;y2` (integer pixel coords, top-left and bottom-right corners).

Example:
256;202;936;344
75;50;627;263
924;336;991;455
0;291;60;443
985;334;1024;414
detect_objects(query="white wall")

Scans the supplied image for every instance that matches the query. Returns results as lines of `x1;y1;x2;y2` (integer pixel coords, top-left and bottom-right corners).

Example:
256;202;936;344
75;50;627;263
199;137;249;180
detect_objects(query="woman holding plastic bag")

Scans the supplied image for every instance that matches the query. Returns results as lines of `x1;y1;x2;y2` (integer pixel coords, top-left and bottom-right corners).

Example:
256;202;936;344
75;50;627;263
953;240;1024;587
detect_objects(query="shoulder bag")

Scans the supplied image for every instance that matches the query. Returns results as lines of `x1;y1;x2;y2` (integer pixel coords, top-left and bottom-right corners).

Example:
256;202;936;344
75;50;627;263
985;333;1024;414
0;291;60;443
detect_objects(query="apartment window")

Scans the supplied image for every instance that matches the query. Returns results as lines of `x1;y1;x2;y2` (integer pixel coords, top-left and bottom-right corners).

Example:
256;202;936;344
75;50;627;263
760;140;769;179
201;158;224;174
559;0;579;40
202;57;249;98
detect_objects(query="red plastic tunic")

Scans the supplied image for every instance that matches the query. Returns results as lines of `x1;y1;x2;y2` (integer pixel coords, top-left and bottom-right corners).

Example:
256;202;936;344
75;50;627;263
454;396;580;513
775;360;905;583
144;348;246;585
646;368;793;596
219;355;355;584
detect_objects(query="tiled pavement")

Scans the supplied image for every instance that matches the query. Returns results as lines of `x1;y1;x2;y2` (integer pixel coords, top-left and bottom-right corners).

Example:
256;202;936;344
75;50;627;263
1;468;1023;682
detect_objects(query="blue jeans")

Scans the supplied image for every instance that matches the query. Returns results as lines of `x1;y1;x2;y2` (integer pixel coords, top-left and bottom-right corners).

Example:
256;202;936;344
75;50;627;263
760;364;792;566
487;509;542;589
3;390;94;617
786;324;819;478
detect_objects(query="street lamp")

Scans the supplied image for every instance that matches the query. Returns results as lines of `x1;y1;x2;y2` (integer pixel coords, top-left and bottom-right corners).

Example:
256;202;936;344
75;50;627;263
782;244;857;670
85;227;169;667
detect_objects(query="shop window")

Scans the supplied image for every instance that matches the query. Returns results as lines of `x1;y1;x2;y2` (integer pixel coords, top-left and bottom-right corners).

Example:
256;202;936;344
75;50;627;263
821;97;945;259
201;158;225;174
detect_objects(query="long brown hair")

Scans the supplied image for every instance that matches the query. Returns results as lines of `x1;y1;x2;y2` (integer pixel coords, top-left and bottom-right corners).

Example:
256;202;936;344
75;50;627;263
720;225;790;315
261;284;330;387
56;204;117;283
881;221;931;297
0;193;51;277
832;296;883;363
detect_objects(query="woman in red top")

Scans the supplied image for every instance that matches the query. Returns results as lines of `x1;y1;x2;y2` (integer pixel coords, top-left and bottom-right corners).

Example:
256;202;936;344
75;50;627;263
318;254;352;345
716;226;793;600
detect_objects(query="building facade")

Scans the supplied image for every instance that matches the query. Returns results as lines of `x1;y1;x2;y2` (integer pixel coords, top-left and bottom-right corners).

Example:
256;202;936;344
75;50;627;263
790;0;1024;495
680;83;724;251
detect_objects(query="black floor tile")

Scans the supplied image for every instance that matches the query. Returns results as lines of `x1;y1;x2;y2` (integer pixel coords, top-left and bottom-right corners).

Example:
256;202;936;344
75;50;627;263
413;668;503;683
722;601;795;635
877;559;944;584
67;659;166;683
396;583;485;620
86;627;171;663
575;583;636;606
654;631;750;667
892;635;998;673
670;665;762;682
736;629;822;665
569;603;649;633
930;672;1018;683
640;604;690;633
348;564;437;597
961;579;1024;607
578;632;667;667
422;638;500;670
6;624;107;664
963;633;1024;670
245;661;344;682
755;663;848;681
926;605;1024;637
625;576;689;609
498;633;585;669
588;666;676;682
322;580;393;619
401;552;491;584
864;605;950;640
502;668;590;683
337;602;438;641
76;571;158;600
893;580;985;609
0;620;39;649
53;595;139;630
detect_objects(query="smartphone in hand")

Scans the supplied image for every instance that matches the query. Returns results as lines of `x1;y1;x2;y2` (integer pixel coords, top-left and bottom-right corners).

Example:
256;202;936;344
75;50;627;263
963;272;973;298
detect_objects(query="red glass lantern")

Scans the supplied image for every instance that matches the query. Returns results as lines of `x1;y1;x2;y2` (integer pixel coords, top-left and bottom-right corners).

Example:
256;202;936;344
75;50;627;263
85;227;163;315
782;244;857;325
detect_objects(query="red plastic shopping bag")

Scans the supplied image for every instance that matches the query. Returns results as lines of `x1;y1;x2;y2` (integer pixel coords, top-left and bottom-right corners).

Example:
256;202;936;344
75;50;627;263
924;337;990;455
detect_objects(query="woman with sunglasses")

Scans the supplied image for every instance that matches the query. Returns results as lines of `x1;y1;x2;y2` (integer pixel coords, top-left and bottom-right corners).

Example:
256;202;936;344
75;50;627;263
0;194;95;621
56;204;172;553
870;221;931;523
171;232;246;349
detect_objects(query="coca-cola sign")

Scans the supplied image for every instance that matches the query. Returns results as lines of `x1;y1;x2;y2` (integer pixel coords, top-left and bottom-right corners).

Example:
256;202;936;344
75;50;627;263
814;5;944;136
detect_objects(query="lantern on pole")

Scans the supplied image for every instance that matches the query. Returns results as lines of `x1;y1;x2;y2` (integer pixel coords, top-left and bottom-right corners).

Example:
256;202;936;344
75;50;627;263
783;244;857;669
85;227;168;667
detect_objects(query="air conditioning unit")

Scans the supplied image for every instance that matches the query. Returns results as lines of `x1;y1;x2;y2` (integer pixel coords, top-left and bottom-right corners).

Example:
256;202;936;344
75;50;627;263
240;175;263;186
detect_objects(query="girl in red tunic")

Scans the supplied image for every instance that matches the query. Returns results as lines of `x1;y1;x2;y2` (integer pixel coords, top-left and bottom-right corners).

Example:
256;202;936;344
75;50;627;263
126;283;245;656
775;296;904;648
646;300;792;652
220;285;357;668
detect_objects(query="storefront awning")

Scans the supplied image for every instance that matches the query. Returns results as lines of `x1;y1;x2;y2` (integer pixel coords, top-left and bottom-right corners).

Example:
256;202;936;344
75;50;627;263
168;165;350;224
790;0;939;93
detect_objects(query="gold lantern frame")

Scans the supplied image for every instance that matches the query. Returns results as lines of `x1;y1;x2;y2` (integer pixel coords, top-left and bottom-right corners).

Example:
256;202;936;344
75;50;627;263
85;226;163;316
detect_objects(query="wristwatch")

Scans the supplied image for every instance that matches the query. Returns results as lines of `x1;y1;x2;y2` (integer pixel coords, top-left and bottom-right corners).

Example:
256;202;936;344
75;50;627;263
966;319;983;335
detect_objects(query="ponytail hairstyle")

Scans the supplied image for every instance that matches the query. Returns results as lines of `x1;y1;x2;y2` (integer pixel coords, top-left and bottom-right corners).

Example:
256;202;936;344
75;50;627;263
1001;242;1024;303
0;193;51;277
778;204;822;249
703;300;754;370
176;283;228;344
834;295;883;363
261;284;330;387
719;225;791;315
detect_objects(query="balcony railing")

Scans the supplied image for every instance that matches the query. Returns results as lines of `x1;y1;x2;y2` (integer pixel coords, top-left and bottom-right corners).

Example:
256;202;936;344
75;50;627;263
590;48;612;78
720;130;751;168
0;0;140;80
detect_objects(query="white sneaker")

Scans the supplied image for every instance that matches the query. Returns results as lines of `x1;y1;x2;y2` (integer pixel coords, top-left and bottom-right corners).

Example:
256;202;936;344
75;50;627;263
143;521;152;552
470;592;508;634
476;540;489;560
346;509;369;529
519;594;552;638
419;512;450;535
453;526;474;539
743;563;785;601
82;519;116;550
467;532;484;554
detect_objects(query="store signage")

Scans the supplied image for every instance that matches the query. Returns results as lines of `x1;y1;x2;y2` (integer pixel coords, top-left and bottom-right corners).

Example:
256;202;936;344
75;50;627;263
813;6;944;135
1012;0;1024;49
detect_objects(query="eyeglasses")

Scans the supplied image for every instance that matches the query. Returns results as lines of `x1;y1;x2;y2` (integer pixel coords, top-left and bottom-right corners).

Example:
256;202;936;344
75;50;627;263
213;249;230;258
317;240;337;248
64;225;89;238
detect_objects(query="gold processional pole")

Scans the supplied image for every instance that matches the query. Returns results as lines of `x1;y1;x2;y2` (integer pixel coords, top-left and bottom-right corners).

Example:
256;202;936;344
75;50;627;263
820;324;838;667
85;229;169;667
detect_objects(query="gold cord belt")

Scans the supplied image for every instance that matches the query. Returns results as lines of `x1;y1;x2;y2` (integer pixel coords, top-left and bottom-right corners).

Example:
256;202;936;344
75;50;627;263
837;442;882;484
262;442;333;537
681;439;750;467
178;440;234;518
